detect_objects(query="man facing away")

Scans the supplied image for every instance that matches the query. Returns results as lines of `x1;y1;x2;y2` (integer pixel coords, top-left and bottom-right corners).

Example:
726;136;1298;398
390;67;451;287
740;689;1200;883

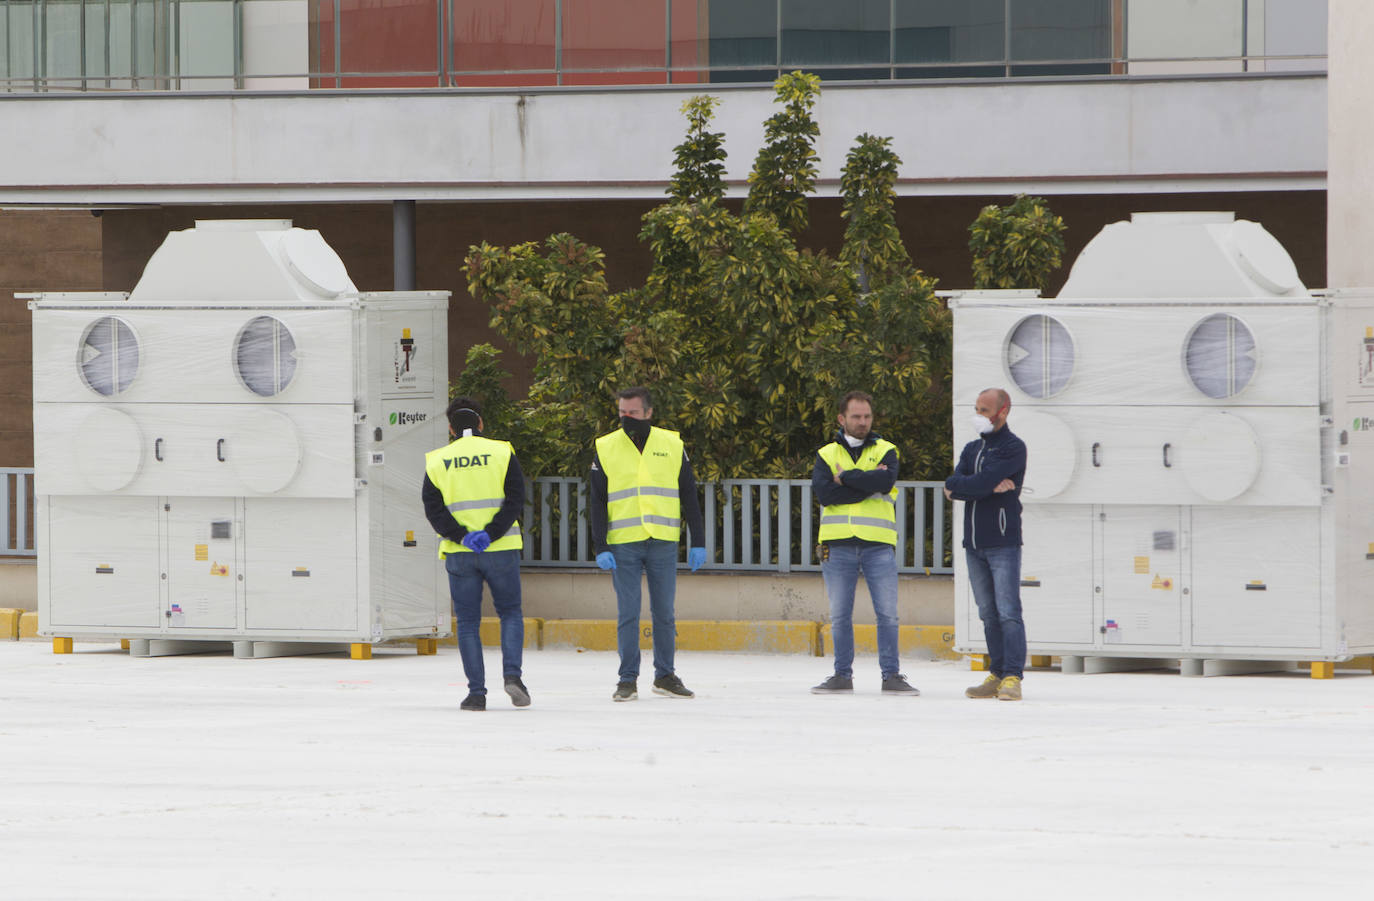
422;396;529;712
944;387;1028;702
811;391;920;696
589;386;707;702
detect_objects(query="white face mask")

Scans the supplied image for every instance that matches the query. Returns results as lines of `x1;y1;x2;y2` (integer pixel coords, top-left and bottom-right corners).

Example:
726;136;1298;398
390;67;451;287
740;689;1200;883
970;414;995;435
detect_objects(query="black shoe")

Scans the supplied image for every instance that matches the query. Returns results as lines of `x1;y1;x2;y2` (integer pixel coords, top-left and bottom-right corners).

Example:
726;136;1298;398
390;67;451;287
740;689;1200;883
612;681;638;702
652;674;694;698
460;692;486;711
881;674;920;696
504;677;531;708
811;674;854;694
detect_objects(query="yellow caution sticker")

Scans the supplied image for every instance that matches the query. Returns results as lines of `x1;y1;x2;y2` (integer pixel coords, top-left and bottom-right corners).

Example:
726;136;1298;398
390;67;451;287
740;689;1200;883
195;544;209;561
404;529;417;548
1134;556;1150;574
210;562;228;576
1151;573;1173;590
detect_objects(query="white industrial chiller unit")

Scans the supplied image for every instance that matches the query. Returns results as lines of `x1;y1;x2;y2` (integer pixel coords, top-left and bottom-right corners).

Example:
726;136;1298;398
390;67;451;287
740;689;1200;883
28;220;451;658
950;212;1374;676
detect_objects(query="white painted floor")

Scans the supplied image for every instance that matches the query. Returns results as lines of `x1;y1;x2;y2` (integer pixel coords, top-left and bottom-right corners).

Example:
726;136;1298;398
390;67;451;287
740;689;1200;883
1;641;1371;900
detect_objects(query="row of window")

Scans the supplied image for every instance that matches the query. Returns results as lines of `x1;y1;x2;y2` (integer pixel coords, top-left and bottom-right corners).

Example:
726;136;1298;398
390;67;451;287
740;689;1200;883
1;0;1326;91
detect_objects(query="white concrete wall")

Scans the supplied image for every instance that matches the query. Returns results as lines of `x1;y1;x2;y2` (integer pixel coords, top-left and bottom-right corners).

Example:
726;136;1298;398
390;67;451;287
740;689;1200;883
1326;0;1374;287
0;75;1324;204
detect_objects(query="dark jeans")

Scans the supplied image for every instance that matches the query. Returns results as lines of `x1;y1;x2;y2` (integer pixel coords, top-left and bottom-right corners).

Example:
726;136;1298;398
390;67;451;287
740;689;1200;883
446;549;524;695
609;538;678;681
966;545;1026;680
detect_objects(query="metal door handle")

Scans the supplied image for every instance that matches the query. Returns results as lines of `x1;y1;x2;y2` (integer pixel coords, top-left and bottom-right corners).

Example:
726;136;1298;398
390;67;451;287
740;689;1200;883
155;438;163;462
217;439;225;462
1162;443;1172;468
1092;442;1101;468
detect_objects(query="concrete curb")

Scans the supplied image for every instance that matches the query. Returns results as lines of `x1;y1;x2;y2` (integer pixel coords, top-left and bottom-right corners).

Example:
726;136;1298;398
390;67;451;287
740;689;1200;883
819;624;962;661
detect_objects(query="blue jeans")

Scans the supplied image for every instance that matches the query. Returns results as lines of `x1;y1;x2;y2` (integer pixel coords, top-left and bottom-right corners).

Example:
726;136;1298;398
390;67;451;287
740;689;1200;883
609;539;678;682
966;546;1025;680
446;549;524;695
822;543;900;678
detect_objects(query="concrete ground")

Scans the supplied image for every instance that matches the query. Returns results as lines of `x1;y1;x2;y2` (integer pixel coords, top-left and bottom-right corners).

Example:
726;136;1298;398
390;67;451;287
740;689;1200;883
1;641;1371;900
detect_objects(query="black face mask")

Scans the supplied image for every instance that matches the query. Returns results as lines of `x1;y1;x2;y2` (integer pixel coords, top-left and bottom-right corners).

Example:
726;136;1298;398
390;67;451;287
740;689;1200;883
621;416;652;441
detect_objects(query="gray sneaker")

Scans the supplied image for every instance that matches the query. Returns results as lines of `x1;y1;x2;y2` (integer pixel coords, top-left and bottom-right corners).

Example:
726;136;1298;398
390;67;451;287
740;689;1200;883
811;674;854;694
881;674;920;696
652;674;695;698
612;681;638;702
504;676;531;707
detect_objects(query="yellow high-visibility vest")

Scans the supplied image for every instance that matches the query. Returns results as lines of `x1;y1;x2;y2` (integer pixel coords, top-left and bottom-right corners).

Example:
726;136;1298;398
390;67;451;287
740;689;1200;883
424;435;522;557
817;439;898;546
596;426;684;544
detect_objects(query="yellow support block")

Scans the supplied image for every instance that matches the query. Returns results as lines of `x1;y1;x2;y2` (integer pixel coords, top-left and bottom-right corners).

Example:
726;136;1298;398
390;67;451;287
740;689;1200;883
53;636;74;654
969;654;989;671
0;608;21;640
819;624;959;661
120;639;130;651
479;617;544;650
1311;661;1335;679
541;619;619;651
416;638;438;656
675;620;819;656
349;643;372;660
18;611;39;639
1030;655;1053;668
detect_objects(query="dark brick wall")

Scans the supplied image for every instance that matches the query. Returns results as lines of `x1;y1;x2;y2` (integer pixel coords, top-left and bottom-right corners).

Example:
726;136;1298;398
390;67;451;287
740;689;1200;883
0;190;1328;466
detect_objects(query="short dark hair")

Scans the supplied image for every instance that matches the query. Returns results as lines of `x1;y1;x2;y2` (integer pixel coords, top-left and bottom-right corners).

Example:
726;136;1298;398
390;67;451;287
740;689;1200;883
446;396;482;434
617;386;653;410
839;390;873;415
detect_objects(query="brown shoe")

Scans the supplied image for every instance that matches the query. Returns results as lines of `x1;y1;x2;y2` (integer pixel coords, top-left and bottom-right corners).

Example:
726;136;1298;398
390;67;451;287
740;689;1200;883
965;673;1000;699
996;676;1022;701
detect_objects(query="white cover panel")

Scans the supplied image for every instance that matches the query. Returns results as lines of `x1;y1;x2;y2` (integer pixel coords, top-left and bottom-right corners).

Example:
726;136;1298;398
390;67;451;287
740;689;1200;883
243;498;358;632
45;496;162;629
35;403;354;498
1179;411;1261;501
32;308;354;405
1189;507;1321;649
1012;410;1076;499
74;407;145;491
1021;505;1095;646
952;304;1320;407
164;497;240;631
1100;506;1183;647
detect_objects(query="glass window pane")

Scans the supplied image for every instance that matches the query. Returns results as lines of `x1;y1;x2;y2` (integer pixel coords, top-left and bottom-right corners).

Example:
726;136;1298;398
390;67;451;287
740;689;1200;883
1010;0;1109;63
1007;315;1074;399
44;0;83;87
178;0;235;87
707;0;774;84
895;0;1003;64
80;317;141;396
561;0;665;85
669;0;707;84
337;0;438;87
1127;0;1242;75
781;0;889;77
107;0;133;82
241;0;310;89
6;3;36;84
83;1;107;83
1261;0;1326;72
449;0;556;87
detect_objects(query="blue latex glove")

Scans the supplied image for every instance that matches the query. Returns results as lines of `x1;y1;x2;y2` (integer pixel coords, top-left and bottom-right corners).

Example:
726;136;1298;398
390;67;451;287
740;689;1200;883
461;530;491;553
596;551;617;571
688;547;707;572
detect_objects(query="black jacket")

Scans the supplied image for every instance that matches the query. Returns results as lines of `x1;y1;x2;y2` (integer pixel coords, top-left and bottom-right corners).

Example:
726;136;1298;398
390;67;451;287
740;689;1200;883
945;426;1026;549
811;431;900;547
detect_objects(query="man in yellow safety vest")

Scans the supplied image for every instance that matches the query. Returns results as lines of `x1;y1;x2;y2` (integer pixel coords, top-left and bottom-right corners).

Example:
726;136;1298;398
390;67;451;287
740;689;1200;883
810;391;920;696
589;386;707;702
423;396;529;712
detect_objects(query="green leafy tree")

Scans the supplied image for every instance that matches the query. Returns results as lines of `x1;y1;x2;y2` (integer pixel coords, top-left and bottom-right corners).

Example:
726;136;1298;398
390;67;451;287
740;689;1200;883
462;74;951;483
968;194;1067;291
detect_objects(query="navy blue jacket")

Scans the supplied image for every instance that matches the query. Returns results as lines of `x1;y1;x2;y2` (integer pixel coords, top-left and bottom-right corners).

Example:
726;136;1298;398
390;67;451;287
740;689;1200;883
945;426;1026;549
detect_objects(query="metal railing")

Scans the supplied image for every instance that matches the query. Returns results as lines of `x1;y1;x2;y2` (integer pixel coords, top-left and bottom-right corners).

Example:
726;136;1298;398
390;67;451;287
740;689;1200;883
1;468;36;557
523;477;952;575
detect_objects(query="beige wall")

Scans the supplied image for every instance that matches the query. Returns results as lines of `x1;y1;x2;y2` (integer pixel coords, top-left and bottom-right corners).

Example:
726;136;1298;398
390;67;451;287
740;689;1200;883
0;562;36;611
521;570;954;626
1327;0;1374;288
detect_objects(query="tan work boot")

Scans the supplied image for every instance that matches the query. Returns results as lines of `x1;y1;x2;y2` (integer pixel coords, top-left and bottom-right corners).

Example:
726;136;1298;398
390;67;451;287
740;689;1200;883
996;675;1022;701
965;673;1001;699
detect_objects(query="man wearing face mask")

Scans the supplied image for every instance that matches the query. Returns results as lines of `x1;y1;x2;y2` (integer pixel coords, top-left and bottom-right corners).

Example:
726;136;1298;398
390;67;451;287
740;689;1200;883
944;387;1028;701
589;386;707;702
422;396;529;712
811;391;920;696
